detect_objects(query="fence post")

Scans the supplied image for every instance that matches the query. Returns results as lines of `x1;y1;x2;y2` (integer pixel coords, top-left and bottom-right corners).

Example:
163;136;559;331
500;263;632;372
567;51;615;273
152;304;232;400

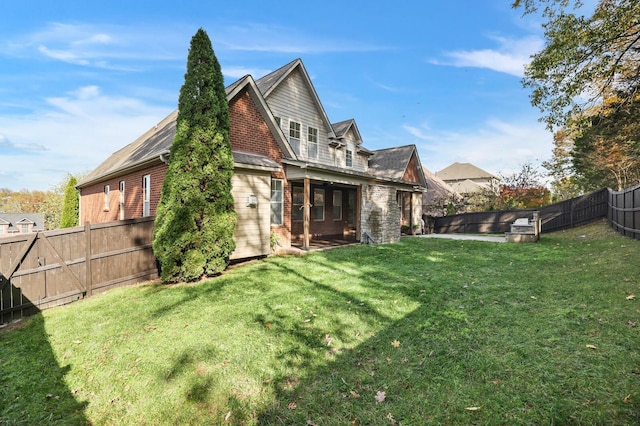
85;221;93;297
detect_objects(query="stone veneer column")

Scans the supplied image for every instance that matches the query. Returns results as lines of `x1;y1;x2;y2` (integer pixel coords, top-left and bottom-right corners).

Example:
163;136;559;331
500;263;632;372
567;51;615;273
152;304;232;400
360;184;402;244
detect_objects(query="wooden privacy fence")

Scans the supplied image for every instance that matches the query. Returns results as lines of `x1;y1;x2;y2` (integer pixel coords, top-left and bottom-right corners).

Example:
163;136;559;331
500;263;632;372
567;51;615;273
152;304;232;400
433;188;610;235
608;183;640;240
0;217;158;324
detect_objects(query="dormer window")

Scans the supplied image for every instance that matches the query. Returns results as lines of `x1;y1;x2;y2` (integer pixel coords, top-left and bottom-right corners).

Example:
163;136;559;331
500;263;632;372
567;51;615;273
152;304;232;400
16;218;34;234
346;149;353;168
289;121;301;156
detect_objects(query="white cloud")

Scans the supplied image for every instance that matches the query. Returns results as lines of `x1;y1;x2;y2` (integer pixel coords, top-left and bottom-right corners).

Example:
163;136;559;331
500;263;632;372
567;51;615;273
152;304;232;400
433;35;544;77
406;118;553;177
0;86;173;191
3;22;188;68
222;66;274;80
214;23;386;54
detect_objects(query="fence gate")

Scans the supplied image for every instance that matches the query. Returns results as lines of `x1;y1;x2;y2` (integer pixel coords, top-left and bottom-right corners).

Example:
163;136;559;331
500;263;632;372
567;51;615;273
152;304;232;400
0;218;158;324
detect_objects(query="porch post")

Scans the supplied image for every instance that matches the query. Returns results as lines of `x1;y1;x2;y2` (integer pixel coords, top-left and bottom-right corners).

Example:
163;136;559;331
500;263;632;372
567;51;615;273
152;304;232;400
303;178;310;249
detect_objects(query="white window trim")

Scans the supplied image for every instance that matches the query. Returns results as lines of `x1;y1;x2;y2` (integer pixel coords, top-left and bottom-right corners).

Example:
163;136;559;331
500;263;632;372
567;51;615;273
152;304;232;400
119;181;125;220
346;149;353;168
142;175;151;217
103;185;110;211
289;120;301;156
307;127;318;159
271;179;283;225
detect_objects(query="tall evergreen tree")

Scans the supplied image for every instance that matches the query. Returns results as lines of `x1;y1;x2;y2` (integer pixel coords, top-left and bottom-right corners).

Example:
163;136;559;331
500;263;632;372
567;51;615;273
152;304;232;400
153;28;237;283
60;175;79;228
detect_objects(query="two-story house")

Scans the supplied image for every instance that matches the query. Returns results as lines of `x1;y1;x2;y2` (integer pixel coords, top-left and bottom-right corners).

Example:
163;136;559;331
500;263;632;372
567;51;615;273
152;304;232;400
77;58;427;260
435;162;499;194
0;213;45;238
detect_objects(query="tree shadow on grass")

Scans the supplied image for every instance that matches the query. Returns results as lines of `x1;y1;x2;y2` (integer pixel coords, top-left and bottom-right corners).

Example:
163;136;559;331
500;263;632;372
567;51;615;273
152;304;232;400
255;238;640;425
0;314;89;425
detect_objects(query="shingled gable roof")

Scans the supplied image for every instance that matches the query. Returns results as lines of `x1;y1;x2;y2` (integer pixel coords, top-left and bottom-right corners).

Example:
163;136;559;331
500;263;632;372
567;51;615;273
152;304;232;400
435;162;497;181
368;145;428;188
0;213;45;232
255;58;337;138
422;167;458;200
78;75;290;188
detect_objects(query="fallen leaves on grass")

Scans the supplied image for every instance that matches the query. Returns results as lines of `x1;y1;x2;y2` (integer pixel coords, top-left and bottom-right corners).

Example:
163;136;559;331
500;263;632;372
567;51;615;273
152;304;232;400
324;334;332;346
391;340;400;348
387;412;396;425
465;406;481;411
586;344;598;350
626;295;635;300
623;394;632;403
375;390;386;403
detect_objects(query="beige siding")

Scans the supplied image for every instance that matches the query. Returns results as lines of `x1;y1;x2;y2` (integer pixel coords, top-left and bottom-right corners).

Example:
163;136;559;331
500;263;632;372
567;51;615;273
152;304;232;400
230;171;271;260
343;127;367;172
267;69;336;165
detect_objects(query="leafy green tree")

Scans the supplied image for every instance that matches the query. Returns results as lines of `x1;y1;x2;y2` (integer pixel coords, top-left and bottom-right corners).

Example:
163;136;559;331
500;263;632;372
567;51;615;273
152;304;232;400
60;175;79;228
571;95;640;190
153;28;237;283
543;128;583;199
514;0;640;129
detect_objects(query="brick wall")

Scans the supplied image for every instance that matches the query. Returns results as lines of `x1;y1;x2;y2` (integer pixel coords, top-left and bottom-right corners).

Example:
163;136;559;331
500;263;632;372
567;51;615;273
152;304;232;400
79;163;167;224
81;86;294;248
360;184;401;244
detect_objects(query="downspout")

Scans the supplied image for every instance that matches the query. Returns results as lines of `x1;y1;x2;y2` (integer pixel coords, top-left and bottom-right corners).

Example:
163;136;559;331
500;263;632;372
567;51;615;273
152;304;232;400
159;151;170;164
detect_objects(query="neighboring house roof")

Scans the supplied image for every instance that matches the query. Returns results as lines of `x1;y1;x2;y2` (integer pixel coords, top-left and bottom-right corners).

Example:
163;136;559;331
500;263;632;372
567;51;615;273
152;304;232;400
422;167;458;202
450;179;486;193
78;75;290;188
0;213;45;232
368;145;428;188
435;162;498;181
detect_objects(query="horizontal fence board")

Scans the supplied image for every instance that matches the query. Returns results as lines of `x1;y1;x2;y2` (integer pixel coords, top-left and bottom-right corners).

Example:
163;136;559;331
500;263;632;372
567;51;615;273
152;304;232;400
433;187;638;239
0;217;158;323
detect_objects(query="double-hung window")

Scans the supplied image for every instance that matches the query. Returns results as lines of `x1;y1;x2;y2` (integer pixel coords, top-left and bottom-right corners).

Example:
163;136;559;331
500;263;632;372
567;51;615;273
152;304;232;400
345;149;353;168
289;121;301;156
119;181;125;220
103;185;110;211
142;175;151;217
307;127;318;159
270;179;283;225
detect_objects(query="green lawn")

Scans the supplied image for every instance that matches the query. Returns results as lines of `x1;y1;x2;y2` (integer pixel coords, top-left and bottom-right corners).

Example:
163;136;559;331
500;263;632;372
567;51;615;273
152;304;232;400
1;220;639;425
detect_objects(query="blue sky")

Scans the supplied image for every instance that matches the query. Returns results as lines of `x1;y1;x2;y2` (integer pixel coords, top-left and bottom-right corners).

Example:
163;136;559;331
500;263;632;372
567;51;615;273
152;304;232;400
1;0;555;191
